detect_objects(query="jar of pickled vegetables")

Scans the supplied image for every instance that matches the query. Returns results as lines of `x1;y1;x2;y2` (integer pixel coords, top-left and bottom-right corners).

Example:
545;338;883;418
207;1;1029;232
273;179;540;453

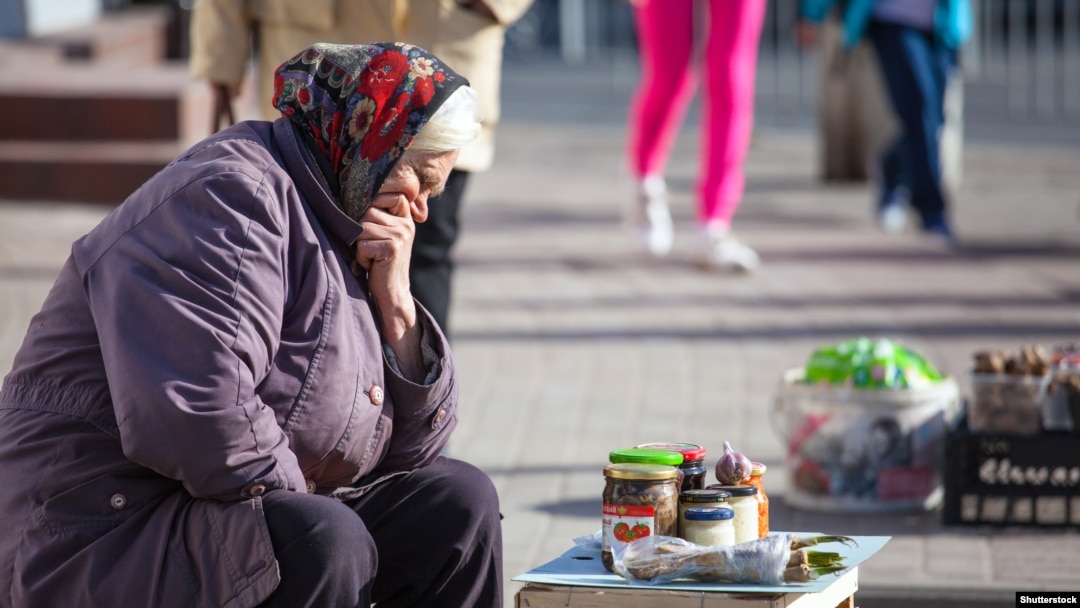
681;506;736;547
602;463;679;572
706;484;757;544
746;462;770;538
677;487;730;538
636;442;708;492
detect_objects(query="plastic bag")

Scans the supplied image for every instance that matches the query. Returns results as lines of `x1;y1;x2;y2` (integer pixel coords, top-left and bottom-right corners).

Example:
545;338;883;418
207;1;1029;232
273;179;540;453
611;534;792;586
573;530;603;552
804;337;943;390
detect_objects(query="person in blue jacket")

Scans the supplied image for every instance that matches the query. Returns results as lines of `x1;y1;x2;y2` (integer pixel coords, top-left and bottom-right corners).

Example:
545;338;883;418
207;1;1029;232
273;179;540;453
798;0;972;243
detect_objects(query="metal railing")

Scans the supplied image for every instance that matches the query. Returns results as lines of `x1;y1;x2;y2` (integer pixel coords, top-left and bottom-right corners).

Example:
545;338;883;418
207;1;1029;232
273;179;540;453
506;0;1080;124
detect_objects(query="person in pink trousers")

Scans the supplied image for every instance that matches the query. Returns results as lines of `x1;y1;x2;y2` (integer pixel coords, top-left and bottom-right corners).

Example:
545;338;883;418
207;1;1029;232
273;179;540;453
625;0;766;271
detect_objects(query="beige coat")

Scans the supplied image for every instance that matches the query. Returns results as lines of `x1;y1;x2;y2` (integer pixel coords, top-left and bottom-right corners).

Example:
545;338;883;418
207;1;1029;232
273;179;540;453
190;0;533;171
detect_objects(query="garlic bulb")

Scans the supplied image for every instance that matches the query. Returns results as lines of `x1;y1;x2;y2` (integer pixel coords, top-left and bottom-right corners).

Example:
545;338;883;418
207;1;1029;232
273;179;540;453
715;441;752;485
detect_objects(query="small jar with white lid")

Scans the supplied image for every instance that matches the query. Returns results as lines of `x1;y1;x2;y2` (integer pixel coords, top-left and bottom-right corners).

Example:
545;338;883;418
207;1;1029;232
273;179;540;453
681;506;736;547
707;484;758;544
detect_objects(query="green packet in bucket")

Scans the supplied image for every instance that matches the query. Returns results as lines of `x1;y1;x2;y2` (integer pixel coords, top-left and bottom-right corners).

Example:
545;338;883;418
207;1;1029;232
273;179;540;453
803;337;943;389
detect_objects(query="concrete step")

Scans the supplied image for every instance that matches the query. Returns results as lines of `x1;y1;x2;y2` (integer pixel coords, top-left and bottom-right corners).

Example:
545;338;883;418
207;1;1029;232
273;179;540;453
0;6;172;68
0;7;212;205
0;62;212;143
0;140;187;204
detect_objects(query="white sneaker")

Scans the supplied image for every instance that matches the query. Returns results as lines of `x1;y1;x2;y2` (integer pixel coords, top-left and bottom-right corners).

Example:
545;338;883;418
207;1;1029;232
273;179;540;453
697;227;760;272
874;180;909;234
624;176;673;257
878;203;908;233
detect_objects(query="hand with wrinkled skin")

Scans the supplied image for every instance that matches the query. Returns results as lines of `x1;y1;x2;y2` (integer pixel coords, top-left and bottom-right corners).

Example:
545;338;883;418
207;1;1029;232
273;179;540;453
355;150;458;381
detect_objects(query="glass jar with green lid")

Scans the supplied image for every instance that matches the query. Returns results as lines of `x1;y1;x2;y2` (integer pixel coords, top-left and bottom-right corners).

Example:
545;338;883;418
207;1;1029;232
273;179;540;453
609;447;684;467
601;463;679;572
609;447;685;489
636;442;708;492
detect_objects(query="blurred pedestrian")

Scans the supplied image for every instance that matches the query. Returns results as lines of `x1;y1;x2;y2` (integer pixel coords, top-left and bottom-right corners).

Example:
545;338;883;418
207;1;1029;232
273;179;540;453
398;0;534;334
190;0;534;333
190;0;397;124
797;0;972;243
624;0;766;271
0;43;504;608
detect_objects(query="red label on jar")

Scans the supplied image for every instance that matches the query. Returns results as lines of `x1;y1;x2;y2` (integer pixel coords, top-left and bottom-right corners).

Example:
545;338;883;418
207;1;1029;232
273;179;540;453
603;504;654;517
602;503;656;551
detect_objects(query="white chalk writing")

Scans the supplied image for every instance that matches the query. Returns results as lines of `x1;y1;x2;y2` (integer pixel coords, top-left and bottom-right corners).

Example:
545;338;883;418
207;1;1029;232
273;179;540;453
978;458;1080;487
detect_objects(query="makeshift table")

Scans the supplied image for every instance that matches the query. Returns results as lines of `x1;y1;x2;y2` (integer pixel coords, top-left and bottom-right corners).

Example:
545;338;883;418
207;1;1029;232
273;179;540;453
513;535;889;608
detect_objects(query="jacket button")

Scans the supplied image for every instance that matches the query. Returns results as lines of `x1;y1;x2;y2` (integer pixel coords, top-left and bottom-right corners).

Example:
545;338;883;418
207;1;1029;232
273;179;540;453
249;484;267;497
306;480;317;494
433;408;447;426
369;385;384;406
109;493;127;510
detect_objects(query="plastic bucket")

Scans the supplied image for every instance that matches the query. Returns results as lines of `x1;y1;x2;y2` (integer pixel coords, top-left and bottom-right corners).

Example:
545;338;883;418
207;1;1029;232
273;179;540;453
772;368;961;513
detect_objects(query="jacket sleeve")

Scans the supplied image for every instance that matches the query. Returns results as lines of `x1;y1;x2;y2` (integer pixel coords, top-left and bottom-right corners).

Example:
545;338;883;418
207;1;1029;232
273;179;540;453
374;305;458;474
79;164;307;501
189;0;254;88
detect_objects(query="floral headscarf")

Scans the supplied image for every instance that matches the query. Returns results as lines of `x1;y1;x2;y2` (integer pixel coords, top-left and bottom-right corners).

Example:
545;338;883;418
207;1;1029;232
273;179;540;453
272;42;467;219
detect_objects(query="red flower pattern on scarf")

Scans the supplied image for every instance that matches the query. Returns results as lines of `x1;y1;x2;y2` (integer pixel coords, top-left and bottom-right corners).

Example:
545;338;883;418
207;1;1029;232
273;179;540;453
271;43;467;217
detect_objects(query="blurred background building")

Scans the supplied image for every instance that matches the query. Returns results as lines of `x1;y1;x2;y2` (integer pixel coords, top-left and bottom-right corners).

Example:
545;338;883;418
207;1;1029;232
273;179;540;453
5;0;1076;126
1;0;1078;235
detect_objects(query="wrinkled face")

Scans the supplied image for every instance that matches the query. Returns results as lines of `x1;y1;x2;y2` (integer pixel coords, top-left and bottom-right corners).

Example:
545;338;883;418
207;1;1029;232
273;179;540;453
370;150;459;223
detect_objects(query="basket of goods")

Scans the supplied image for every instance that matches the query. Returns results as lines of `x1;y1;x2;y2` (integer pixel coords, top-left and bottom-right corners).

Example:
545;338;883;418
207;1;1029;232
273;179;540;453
1043;343;1080;433
772;337;960;513
968;344;1051;435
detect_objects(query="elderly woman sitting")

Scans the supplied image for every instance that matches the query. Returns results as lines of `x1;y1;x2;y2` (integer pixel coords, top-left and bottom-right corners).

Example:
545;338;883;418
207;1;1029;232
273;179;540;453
0;43;502;608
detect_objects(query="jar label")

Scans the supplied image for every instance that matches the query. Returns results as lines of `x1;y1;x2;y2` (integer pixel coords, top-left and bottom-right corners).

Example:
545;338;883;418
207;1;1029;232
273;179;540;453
602;503;655;551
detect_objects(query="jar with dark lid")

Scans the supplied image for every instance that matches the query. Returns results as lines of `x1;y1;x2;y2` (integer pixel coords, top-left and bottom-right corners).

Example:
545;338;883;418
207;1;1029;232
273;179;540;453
706;484;758;545
601;463;679;572
677;487;730;537
609;447;685;489
681;506;736;547
636;442;708;492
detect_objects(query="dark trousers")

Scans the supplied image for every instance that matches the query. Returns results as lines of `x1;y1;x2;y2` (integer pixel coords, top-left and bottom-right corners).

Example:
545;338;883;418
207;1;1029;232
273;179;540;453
867;20;957;230
410;169;470;334
257;457;502;608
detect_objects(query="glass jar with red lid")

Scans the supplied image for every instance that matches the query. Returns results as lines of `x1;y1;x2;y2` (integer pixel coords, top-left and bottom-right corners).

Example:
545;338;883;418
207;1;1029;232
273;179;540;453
636;442;708;492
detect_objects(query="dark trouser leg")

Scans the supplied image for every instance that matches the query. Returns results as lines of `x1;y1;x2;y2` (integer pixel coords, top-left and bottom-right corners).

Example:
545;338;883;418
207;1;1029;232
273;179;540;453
345;457;503;608
878;136;907;209
868;21;956;230
257;491;375;608
410;169;470;334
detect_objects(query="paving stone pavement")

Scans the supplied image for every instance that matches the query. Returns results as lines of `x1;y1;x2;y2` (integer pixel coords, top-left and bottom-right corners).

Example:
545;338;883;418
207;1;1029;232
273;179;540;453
2;61;1079;607
445;117;1080;607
